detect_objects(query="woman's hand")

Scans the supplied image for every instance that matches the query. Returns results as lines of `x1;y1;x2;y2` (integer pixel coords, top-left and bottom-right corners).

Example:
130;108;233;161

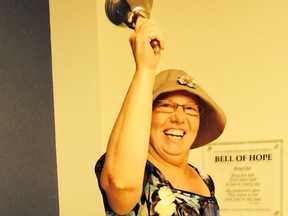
129;17;165;71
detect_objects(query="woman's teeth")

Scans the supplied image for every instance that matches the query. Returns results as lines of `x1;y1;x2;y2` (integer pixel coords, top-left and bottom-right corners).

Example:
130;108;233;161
164;129;185;137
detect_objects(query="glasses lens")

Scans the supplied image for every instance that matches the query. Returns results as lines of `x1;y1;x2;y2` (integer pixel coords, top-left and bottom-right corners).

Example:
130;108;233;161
155;100;175;113
184;104;201;116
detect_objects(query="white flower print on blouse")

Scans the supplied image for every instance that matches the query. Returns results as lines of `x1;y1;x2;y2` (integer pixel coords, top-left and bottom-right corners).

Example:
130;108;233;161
154;186;176;216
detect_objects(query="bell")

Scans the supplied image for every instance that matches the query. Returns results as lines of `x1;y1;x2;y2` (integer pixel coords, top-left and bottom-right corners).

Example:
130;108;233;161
105;0;153;29
105;0;160;52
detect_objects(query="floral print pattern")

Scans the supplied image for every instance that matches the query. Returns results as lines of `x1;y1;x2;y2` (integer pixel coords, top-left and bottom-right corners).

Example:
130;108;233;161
154;186;176;215
96;154;220;216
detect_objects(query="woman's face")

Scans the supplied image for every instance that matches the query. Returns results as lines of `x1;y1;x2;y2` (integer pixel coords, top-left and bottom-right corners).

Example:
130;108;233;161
149;91;201;163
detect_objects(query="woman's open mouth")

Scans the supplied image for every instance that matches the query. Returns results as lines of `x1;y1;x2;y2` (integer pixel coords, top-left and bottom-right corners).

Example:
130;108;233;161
163;129;185;138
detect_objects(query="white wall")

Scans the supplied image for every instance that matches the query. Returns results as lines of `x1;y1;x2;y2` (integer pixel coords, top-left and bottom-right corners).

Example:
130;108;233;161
50;0;288;215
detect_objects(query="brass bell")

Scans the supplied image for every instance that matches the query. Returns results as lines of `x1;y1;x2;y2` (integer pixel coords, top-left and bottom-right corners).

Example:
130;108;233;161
105;0;160;52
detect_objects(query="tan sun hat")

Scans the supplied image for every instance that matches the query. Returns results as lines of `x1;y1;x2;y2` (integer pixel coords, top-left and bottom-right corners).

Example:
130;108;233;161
153;69;226;149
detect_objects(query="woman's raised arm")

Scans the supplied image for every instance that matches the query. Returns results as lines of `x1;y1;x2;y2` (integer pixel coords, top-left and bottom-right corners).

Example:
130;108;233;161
100;17;165;214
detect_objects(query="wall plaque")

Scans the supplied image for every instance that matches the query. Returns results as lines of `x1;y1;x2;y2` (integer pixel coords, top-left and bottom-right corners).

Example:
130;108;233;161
203;140;282;216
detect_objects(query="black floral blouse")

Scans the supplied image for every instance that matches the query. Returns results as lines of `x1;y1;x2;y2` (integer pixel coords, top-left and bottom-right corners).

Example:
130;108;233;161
96;154;220;216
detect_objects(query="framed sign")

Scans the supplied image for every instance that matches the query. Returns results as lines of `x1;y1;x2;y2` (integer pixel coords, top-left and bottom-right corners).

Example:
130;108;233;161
203;140;282;216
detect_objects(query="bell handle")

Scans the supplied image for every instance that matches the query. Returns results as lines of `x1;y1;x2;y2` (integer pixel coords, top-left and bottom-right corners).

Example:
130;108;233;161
150;39;160;53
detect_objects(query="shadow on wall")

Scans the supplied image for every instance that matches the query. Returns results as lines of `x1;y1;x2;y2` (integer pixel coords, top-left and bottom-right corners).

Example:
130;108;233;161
0;1;59;215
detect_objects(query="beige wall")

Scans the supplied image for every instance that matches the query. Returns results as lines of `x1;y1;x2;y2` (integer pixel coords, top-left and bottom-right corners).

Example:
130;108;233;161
50;0;288;215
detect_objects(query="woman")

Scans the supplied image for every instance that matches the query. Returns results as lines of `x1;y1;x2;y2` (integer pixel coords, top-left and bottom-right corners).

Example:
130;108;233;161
96;17;226;216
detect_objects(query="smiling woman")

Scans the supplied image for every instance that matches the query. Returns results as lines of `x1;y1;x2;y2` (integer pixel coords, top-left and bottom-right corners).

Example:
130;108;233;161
95;16;226;216
48;0;288;215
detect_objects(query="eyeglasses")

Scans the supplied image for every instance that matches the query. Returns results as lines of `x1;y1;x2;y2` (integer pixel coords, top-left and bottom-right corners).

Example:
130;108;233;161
154;100;204;116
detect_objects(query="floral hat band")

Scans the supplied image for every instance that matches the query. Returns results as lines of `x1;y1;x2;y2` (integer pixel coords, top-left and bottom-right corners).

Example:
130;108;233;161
152;69;226;149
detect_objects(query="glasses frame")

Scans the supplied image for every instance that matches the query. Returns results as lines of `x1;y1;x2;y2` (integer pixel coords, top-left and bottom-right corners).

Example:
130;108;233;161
153;100;204;116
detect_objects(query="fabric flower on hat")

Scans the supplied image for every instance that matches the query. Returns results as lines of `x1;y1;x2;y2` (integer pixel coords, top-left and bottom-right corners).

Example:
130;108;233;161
154;186;176;216
178;75;196;88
